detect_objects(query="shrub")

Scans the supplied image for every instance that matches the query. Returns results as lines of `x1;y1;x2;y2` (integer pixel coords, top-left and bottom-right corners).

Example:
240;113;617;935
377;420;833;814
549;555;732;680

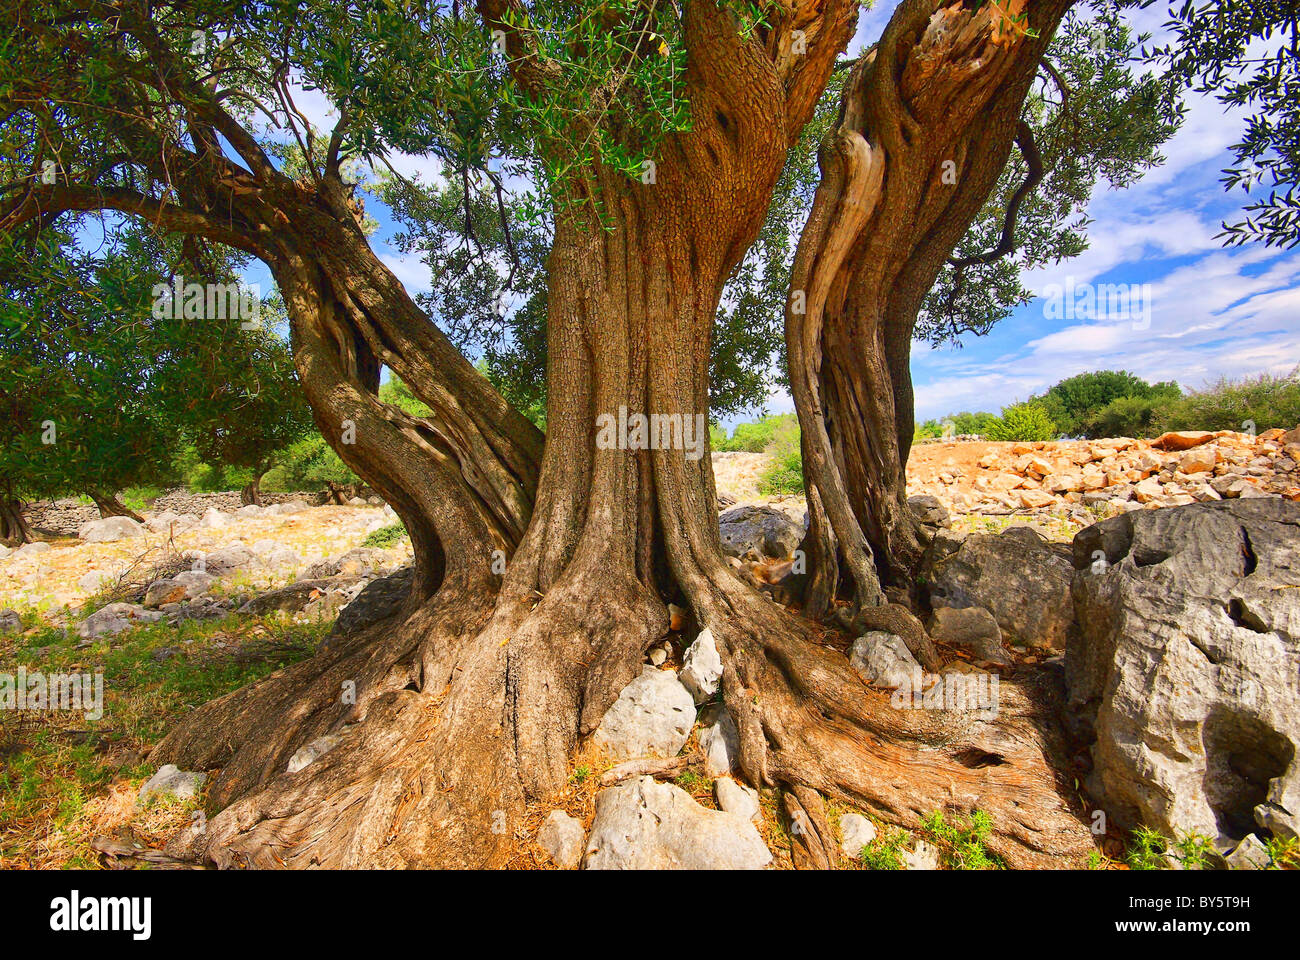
914;419;944;442
985;401;1058;441
1084;394;1168;438
757;418;804;494
946;410;1001;437
715;414;795;452
1153;369;1300;434
1038;370;1179;438
362;523;408;549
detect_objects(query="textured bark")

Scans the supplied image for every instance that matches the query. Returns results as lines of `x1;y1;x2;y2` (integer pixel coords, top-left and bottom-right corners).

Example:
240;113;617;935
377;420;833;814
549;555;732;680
790;0;1073;617
150;0;883;869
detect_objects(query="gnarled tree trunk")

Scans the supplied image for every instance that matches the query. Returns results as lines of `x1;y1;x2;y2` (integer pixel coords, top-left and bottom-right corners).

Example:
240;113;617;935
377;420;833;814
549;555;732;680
790;0;1071;614
118;0;1089;869
239;469;267;507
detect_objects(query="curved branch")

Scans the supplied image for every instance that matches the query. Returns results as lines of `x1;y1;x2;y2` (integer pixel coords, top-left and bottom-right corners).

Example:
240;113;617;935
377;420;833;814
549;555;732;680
0;182;267;259
947;119;1043;271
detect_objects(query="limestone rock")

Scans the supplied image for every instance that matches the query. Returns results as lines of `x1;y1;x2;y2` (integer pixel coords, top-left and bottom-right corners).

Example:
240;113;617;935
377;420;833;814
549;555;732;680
138;764;205;804
592;667;696;761
908;494;950;527
928;605;1011;666
537;810;585;869
143;579;188;608
698;704;739;777
679;627;722;704
923;526;1073;649
78;602;163;639
718;504;803;561
1225;834;1270;870
1152;431;1215;451
78;516;145;543
1067;498;1300;845
238;579;341;616
198;507;232;529
583;776;771;869
902;838;941;870
849;631;919;690
714;776;761;823
839;813;878;859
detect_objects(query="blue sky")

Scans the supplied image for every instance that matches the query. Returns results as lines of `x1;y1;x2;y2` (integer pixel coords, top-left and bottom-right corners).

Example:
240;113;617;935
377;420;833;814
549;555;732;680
264;2;1300;428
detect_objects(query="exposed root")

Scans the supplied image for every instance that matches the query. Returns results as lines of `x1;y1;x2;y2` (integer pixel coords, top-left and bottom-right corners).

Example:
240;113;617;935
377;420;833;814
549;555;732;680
151;562;663;868
696;579;1091;868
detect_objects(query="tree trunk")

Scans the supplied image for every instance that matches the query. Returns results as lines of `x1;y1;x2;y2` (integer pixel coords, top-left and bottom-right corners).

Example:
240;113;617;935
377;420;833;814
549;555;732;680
147;0;1090;869
0;482;30;546
88;491;144;523
239;470;266;507
790;0;1072;614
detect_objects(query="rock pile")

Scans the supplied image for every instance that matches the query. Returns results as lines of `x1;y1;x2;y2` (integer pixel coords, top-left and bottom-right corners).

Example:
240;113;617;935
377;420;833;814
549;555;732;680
908;427;1300;519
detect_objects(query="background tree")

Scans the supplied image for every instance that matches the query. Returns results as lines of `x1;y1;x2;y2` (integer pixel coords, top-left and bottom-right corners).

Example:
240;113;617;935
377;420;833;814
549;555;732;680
0;228;184;530
0;225;313;538
1036;368;1181;437
156;297;316;505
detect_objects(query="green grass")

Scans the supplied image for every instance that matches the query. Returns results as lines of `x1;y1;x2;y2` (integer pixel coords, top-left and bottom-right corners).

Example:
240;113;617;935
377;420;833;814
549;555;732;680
919;808;1003;870
362;522;408;549
1124;825;1217;870
859;827;910;870
756;417;804;495
0;612;324;867
1265;835;1300;869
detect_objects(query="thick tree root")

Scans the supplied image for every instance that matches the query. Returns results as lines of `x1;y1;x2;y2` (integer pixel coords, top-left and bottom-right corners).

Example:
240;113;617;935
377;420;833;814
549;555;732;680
153;557;1085;870
701;586;1091;869
151;567;661;868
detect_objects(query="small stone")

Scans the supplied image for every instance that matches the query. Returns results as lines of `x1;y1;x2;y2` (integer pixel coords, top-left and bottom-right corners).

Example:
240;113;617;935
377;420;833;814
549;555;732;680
714;777;761;822
679;627;723;704
592;666;696;761
138;764;205;804
902;838;941;870
1224;834;1271;870
928;606;1011;666
537;810;585;869
198;507;232;529
698;704;739;776
583;776;771;870
143;579;187;608
78;516;146;543
78;602;163;639
848;631;919;690
839;813;878;859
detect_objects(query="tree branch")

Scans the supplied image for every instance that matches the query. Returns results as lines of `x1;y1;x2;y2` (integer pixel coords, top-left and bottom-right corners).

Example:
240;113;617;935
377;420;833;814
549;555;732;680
947;120;1043;271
